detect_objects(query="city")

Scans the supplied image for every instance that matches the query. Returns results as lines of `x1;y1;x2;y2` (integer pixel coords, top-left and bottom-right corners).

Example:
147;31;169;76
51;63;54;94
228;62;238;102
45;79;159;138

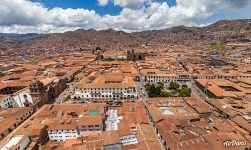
0;0;251;150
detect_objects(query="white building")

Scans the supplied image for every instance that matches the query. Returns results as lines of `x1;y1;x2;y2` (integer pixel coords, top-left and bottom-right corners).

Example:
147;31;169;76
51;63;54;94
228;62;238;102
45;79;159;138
12;89;33;107
141;69;191;83
74;76;137;101
0;88;34;108
143;74;179;82
48;129;80;142
47;116;103;142
0;95;13;108
0;135;31;150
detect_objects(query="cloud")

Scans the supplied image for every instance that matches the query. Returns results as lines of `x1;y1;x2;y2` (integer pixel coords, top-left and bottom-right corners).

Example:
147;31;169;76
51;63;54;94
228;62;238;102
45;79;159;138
113;0;151;9
0;0;251;33
223;0;251;8
97;0;109;6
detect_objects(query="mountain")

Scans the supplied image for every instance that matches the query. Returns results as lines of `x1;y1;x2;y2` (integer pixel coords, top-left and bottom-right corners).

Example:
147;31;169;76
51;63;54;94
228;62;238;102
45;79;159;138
0;33;44;44
0;19;251;54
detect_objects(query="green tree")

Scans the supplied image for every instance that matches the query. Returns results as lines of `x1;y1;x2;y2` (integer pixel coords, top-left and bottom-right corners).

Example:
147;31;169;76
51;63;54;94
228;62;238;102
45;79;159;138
157;82;164;89
145;83;151;91
155;85;162;96
169;81;180;91
160;91;172;97
179;87;192;97
182;84;188;88
146;84;162;97
148;84;156;97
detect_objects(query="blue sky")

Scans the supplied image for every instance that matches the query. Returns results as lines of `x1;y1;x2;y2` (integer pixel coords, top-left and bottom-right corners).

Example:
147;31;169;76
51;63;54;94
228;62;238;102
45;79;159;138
0;0;251;33
32;0;122;15
32;0;177;15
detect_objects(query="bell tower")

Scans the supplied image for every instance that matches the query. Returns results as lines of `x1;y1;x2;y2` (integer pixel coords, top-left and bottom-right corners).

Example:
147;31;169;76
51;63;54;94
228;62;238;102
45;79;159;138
29;79;48;107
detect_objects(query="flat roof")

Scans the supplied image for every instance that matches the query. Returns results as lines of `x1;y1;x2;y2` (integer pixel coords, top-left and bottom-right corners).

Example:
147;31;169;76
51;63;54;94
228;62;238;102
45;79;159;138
1;135;24;150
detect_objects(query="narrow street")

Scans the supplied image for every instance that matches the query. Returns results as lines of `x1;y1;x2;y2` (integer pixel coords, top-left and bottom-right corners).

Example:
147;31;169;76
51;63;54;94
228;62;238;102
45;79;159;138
143;101;166;150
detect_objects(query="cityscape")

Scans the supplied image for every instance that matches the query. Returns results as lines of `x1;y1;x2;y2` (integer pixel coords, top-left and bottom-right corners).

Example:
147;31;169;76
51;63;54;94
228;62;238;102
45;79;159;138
0;0;251;150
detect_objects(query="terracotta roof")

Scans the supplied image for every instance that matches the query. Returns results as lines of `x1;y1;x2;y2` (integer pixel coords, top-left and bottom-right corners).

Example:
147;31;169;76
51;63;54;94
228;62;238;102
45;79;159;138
0;117;17;133
102;131;120;145
232;115;251;133
47;116;102;131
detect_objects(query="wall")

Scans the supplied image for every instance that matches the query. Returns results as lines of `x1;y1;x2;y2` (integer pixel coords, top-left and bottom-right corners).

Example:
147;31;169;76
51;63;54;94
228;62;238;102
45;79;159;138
12;92;33;107
19;136;31;150
120;135;138;145
0;96;13;108
48;129;79;142
74;87;137;101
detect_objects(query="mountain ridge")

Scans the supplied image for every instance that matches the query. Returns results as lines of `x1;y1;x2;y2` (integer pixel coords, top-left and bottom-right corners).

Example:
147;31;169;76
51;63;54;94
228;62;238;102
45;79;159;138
0;19;251;53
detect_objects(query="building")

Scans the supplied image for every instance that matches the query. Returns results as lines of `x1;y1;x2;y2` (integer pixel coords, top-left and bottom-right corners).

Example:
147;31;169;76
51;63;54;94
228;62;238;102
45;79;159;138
127;50;145;61
43;131;122;150
0;89;36;108
74;75;137;102
0;135;31;150
196;79;247;99
0;81;29;95
0;77;67;108
141;69;190;83
16;119;49;148
29;77;67;107
145;97;251;150
207;98;251;135
0;107;34;140
30;103;106;142
0;95;13;108
29;79;49;106
47;116;103;142
107;102;162;150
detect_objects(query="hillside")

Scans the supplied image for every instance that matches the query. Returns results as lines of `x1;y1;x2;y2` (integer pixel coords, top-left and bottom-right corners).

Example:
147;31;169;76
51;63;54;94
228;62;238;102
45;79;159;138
0;19;251;54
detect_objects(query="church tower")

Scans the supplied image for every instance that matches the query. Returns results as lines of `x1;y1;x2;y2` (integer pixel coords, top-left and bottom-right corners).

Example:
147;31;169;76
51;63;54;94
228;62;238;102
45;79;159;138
29;79;48;107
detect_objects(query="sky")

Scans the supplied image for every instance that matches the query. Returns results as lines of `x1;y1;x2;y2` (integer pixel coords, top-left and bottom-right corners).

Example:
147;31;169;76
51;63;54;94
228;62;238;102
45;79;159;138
0;0;251;33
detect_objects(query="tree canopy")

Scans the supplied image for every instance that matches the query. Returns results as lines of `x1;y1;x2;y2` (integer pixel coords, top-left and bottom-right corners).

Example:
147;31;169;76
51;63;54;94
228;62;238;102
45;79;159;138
145;82;191;98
